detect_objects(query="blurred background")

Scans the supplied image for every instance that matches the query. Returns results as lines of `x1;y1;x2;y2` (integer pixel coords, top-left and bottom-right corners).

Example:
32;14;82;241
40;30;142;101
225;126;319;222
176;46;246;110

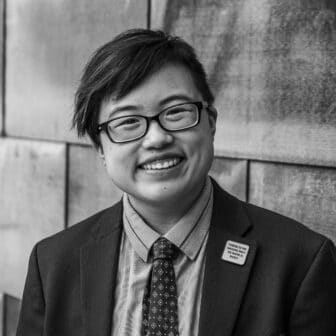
1;0;336;334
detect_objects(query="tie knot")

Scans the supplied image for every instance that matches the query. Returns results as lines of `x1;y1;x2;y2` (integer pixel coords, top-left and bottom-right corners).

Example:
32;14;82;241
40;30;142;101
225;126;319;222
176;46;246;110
152;237;177;260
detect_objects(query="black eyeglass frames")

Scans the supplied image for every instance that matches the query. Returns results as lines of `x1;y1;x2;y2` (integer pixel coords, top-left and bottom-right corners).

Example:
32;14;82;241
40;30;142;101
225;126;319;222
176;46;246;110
97;101;209;144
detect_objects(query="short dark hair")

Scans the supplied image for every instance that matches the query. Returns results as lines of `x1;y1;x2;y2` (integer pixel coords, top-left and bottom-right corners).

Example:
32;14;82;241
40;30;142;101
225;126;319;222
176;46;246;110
73;28;214;148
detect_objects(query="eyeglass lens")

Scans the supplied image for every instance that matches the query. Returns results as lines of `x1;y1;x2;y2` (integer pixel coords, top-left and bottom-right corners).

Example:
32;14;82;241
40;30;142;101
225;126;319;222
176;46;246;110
107;103;199;142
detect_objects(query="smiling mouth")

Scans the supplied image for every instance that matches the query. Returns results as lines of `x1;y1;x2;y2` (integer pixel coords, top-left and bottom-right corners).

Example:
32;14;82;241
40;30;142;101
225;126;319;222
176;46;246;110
140;157;183;171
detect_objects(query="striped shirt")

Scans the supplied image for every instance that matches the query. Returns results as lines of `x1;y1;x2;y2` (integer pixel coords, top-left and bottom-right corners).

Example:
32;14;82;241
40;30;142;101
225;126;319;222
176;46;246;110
111;177;213;336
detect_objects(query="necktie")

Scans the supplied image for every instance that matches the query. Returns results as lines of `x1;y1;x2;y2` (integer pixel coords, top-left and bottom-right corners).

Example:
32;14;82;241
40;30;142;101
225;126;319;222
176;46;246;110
142;237;179;336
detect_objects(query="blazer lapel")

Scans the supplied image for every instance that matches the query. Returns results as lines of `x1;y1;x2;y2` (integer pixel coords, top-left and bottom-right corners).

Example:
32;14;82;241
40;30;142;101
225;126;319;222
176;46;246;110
198;182;258;336
80;202;123;336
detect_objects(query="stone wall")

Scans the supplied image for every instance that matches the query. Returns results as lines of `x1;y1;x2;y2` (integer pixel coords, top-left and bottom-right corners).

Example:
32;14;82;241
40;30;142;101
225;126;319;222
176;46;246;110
1;0;335;333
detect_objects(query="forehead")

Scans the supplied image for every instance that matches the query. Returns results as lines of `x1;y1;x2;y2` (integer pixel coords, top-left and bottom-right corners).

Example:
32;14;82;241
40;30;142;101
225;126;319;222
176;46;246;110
99;63;202;121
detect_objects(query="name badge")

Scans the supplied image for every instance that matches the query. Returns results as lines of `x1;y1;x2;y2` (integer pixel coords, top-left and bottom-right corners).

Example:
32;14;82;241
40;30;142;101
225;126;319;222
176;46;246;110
221;240;249;265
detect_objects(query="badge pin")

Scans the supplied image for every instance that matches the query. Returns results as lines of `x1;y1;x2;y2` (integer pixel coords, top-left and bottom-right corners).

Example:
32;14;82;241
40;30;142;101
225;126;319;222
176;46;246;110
221;240;250;266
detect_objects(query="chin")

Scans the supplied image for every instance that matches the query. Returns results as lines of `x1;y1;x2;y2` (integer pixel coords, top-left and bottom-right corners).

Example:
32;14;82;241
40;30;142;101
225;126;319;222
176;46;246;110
129;183;172;200
141;180;199;205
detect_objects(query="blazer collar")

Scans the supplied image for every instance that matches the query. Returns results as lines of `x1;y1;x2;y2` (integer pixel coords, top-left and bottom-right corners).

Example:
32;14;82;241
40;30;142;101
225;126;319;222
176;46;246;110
80;201;123;336
198;180;258;336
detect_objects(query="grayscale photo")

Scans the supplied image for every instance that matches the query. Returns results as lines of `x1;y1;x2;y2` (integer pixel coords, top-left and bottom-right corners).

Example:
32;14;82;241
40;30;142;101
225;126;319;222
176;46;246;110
0;1;336;335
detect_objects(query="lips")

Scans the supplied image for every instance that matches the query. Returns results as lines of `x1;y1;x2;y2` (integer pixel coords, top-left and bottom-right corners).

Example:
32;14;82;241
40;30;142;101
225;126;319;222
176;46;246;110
138;153;184;171
141;157;182;170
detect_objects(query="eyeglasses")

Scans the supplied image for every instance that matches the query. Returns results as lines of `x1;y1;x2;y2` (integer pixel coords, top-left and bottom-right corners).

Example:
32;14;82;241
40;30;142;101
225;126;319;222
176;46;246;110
97;101;208;143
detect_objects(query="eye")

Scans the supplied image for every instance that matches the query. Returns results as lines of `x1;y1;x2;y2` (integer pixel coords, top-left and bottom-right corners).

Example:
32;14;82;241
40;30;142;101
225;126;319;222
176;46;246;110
164;105;195;120
111;117;142;129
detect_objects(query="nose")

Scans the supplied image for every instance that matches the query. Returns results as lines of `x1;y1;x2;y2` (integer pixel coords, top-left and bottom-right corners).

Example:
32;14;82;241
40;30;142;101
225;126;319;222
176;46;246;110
141;120;173;149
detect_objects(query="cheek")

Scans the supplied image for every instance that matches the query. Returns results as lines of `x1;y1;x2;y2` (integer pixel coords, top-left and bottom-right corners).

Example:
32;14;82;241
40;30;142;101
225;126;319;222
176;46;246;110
104;145;141;185
186;133;214;172
104;149;129;176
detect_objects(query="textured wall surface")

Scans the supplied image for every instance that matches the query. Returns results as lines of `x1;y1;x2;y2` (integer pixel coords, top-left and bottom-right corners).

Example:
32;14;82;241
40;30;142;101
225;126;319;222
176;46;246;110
0;294;20;336
249;162;336;242
6;0;147;142
68;145;122;225
0;139;66;297
152;0;336;166
1;0;336;333
0;0;3;134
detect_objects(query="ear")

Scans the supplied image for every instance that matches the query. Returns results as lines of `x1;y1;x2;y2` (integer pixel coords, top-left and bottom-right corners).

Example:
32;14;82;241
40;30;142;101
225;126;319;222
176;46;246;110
207;106;217;136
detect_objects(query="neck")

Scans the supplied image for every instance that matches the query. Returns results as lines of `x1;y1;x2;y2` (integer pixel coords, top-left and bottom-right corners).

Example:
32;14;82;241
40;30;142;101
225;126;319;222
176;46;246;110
128;182;206;235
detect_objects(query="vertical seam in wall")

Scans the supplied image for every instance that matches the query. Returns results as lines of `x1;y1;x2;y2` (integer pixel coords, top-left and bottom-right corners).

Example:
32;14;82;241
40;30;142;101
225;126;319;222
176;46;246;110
246;0;252;131
64;143;69;229
245;160;251;203
2;294;7;336
1;0;7;136
147;0;151;29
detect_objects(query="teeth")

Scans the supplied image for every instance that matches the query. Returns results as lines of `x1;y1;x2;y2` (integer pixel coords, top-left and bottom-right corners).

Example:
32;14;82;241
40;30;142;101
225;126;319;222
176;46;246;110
142;158;181;170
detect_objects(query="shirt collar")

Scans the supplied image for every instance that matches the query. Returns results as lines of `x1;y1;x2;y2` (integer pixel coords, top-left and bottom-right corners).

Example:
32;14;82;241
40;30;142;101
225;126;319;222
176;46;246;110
123;176;213;262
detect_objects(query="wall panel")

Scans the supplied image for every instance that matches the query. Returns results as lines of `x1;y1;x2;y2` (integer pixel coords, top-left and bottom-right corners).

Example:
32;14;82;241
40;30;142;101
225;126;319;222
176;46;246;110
152;0;336;167
0;0;3;134
0;138;66;297
0;293;20;336
249;162;336;244
6;0;147;142
68;145;122;225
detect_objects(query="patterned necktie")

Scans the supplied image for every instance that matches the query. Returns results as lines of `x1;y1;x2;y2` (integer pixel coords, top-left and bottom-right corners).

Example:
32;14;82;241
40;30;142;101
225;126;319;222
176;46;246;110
142;237;179;336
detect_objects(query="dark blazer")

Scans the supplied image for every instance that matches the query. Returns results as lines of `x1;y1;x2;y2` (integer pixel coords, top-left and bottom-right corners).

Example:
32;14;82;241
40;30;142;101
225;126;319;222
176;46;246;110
17;181;336;336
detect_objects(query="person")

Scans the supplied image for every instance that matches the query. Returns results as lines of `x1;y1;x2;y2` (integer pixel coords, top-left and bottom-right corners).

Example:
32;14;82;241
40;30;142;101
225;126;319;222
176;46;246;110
17;29;336;336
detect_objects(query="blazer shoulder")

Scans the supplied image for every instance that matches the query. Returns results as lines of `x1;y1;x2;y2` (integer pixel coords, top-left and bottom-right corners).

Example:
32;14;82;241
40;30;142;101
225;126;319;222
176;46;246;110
212;179;328;249
242;200;330;254
234;199;336;296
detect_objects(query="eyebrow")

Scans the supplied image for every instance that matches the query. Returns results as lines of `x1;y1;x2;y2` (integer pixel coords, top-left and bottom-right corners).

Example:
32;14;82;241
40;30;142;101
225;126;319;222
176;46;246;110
158;94;195;107
107;105;140;119
107;93;196;119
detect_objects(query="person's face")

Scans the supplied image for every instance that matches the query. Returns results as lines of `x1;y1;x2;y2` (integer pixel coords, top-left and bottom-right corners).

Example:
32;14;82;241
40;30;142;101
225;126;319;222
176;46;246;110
98;63;217;209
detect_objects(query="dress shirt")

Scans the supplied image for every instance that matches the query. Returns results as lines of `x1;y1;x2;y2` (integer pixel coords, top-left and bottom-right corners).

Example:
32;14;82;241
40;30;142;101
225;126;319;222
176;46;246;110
111;177;213;336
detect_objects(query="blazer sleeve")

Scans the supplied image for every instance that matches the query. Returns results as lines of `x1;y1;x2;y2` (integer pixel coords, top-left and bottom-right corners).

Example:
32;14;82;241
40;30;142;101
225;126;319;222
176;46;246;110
289;238;336;335
16;243;45;336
